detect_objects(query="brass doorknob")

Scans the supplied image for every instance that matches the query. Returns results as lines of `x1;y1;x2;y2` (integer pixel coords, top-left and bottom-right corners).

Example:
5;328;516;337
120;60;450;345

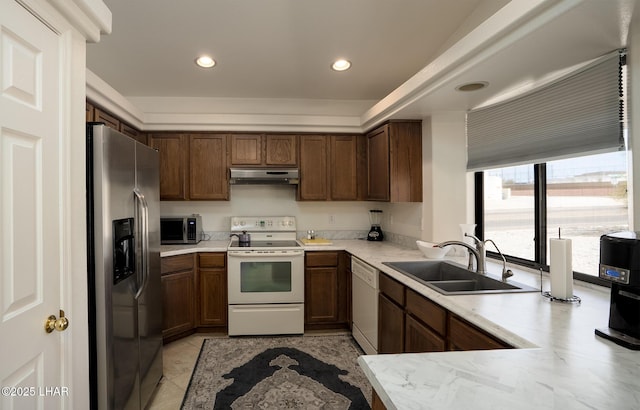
45;310;69;333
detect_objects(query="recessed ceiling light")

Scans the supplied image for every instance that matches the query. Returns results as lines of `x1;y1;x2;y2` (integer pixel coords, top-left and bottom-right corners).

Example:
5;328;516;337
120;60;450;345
331;59;351;72
195;55;216;68
455;81;488;92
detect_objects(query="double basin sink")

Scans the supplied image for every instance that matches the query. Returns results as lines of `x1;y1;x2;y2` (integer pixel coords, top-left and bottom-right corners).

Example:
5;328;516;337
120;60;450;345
382;260;539;295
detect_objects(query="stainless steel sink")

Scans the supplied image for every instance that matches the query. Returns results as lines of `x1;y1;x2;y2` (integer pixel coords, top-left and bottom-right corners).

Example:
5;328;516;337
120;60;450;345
382;260;539;295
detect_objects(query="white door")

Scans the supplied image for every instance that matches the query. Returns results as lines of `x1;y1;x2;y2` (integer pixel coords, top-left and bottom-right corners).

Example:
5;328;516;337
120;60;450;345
0;1;68;408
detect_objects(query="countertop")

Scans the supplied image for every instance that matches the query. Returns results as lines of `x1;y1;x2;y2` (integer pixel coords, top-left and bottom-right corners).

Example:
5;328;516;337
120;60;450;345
160;240;640;409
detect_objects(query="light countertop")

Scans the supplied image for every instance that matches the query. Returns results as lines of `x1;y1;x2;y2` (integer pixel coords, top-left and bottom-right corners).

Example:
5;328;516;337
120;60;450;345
160;239;640;409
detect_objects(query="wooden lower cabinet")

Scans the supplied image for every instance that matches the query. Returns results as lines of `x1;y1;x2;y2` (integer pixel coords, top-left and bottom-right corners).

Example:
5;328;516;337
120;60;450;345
161;253;227;342
448;314;511;351
161;254;196;342
378;293;404;354
198;253;227;327
304;251;350;330
377;273;512;353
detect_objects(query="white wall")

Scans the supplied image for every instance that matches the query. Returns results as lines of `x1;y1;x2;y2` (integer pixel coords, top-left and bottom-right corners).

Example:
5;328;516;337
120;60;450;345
421;111;471;243
160;185;374;233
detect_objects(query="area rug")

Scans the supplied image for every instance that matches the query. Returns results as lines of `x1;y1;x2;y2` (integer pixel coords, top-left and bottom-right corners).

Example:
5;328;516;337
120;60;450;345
181;335;372;409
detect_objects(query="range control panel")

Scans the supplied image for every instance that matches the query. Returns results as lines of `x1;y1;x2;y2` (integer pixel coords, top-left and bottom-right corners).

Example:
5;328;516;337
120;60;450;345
230;216;296;232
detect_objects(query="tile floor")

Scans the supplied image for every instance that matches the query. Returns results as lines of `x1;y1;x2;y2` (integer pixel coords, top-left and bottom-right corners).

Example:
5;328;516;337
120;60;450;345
146;331;353;409
146;334;216;410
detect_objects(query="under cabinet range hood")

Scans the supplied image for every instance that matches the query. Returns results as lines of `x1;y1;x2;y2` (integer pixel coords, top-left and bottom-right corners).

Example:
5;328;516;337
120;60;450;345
229;168;299;185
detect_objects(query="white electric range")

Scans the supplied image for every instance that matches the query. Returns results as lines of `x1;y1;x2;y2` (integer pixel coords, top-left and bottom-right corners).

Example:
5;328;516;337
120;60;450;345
227;216;304;336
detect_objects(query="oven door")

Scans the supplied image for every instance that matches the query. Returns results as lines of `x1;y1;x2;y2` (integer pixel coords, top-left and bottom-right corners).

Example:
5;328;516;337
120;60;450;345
227;250;304;304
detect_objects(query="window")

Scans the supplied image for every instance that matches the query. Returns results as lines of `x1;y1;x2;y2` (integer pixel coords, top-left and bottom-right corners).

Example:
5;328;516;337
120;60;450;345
477;151;629;282
546;152;628;277
483;165;535;261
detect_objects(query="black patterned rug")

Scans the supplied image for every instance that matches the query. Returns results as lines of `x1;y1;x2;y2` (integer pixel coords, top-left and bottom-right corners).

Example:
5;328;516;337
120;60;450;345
180;335;371;409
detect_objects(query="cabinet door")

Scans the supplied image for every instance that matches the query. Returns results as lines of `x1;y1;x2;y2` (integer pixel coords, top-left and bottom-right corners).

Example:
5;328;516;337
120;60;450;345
198;253;227;327
229;134;262;165
161;270;194;338
305;267;339;323
199;269;227;327
405;314;446;353
148;134;187;200
298;135;328;200
189;134;228;200
94;107;120;131
367;125;390;201
265;134;297;166
378;293;404;354
389;122;422;202
330;135;358;200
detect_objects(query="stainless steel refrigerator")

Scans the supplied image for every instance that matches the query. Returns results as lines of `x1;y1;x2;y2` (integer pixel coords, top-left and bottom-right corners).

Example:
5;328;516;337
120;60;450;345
87;123;163;409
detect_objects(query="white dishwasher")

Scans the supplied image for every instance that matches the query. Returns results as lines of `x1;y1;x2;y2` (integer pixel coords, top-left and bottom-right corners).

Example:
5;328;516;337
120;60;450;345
351;256;379;355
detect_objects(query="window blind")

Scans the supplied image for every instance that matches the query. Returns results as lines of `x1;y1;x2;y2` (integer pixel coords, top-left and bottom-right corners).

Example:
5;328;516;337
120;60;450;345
467;51;624;171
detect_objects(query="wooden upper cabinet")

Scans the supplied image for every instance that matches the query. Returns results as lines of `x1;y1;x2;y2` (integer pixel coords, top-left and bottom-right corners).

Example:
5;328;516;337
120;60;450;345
86;102;95;122
229;134;262;165
148;133;228;201
298;135;328;200
367;121;422;202
94;107;120;131
390;121;422;202
330;135;358;200
367;125;390;201
189;134;228;200
148;134;188;200
298;134;359;201
265;134;297;166
229;134;298;167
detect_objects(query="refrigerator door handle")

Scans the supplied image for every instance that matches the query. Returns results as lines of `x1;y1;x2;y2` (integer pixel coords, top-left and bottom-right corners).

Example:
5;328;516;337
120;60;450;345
133;188;150;299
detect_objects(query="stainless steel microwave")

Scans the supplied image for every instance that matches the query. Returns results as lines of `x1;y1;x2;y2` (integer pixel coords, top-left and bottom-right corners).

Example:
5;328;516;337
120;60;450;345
160;215;202;244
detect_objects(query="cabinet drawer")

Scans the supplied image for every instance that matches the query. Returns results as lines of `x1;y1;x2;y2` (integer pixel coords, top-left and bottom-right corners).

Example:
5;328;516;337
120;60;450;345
405;289;446;336
161;254;195;275
379;274;405;307
199;253;226;269
448;315;511;351
306;251;339;267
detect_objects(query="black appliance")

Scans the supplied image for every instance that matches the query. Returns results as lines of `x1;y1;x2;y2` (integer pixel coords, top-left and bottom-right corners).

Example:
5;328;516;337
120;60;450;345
160;215;202;244
595;231;640;350
367;209;384;241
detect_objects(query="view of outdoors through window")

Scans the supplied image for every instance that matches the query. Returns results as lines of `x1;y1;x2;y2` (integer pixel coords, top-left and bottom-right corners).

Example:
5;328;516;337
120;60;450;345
484;165;535;261
483;151;629;277
546;152;628;276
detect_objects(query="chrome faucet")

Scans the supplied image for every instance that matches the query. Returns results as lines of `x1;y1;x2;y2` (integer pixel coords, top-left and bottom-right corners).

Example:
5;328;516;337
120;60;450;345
484;239;514;282
436;240;482;273
437;234;514;282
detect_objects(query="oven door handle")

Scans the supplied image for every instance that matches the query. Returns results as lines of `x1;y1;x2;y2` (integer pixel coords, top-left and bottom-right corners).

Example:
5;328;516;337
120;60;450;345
227;250;305;257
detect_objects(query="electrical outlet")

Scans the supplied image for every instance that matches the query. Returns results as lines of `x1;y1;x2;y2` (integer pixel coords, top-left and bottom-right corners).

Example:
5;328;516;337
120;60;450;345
329;215;335;225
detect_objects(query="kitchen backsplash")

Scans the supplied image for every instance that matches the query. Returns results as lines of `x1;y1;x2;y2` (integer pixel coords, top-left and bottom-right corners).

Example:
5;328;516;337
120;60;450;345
161;185;422;248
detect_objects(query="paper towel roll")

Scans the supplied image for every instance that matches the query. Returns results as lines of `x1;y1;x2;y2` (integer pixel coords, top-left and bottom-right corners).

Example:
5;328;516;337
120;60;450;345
549;238;573;299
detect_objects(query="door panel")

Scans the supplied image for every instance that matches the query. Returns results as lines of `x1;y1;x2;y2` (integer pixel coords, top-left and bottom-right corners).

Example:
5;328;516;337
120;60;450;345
0;2;64;408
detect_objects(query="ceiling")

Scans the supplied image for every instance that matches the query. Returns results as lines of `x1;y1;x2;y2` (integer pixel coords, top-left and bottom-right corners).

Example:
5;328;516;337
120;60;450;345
86;0;504;101
86;0;638;130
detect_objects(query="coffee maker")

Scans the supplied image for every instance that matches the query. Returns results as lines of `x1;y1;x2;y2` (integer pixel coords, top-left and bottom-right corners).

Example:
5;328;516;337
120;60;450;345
595;232;640;350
